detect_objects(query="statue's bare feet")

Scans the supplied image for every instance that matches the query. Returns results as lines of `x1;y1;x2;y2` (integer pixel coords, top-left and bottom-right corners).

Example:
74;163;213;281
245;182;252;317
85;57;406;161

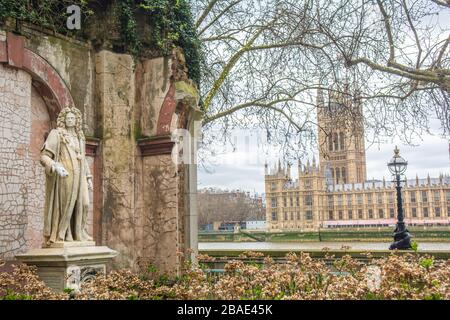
81;230;93;241
65;228;73;241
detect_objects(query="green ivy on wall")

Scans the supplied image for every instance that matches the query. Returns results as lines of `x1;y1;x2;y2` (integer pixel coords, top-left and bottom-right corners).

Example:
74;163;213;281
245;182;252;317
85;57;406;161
119;0;202;86
0;0;92;36
118;0;141;56
0;0;202;86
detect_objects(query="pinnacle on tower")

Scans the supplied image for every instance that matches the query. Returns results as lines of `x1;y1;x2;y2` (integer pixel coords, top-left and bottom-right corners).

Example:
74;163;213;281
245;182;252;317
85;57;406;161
344;78;350;92
317;88;324;107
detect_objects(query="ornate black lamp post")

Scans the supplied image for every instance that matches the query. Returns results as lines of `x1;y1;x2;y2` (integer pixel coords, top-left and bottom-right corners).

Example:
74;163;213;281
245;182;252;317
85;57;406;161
387;146;412;250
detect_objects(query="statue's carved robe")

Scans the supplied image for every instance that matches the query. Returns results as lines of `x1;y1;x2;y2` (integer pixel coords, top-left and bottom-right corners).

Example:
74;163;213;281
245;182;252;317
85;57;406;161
40;128;92;243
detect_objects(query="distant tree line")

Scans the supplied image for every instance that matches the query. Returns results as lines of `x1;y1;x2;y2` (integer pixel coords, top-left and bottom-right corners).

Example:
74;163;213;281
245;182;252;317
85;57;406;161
197;188;265;227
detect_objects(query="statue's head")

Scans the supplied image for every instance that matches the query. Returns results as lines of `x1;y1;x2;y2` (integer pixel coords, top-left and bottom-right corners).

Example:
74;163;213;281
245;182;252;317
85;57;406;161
65;112;76;128
57;107;84;137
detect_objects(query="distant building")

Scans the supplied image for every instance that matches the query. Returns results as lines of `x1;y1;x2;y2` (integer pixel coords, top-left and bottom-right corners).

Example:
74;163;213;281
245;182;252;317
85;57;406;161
245;220;266;230
201;223;214;231
264;89;450;231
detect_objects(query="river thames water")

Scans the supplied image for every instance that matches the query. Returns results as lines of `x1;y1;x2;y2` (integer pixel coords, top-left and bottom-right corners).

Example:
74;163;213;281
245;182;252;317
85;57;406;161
198;241;450;251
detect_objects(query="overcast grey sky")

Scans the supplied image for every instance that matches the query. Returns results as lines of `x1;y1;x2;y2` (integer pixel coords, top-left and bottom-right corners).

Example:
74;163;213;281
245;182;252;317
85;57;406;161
198;124;449;194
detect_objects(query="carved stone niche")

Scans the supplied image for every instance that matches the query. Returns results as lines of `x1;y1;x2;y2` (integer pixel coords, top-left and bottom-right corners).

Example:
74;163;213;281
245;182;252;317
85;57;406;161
15;245;117;292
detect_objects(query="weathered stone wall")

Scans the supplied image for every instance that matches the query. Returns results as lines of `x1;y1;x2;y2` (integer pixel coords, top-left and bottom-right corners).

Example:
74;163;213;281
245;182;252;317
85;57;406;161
0;62;96;258
26;87;51;250
0;27;199;274
95;50;137;269
96;51;199;274
24;31;96;135
135;57;171;138
0;65;57;256
0;28;96;259
132;53;200;275
135;155;183;274
0;65;33;258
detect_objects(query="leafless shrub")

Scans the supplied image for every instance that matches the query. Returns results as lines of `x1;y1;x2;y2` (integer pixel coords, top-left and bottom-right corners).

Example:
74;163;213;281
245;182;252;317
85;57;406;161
1;253;448;300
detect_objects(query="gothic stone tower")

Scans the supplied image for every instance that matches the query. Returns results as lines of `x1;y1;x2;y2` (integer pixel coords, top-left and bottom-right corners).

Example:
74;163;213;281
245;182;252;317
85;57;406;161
317;88;367;184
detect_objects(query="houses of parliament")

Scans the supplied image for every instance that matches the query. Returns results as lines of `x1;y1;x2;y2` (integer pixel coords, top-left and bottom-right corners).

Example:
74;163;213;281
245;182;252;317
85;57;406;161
264;89;450;231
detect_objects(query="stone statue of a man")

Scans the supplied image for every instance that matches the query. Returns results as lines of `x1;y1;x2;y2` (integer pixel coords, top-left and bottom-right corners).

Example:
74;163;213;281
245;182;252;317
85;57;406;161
40;107;93;245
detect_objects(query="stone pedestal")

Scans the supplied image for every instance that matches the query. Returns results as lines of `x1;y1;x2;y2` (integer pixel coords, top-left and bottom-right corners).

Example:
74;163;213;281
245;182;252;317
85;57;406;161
15;244;118;292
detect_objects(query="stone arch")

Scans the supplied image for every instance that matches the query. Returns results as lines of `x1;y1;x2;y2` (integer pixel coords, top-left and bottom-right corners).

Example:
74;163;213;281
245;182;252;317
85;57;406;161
0;32;75;121
25;86;52;250
136;70;201;274
158;89;201;273
0;32;77;257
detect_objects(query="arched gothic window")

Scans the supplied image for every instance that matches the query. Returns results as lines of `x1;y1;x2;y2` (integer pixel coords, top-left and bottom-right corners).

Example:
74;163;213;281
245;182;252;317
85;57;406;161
333;133;339;151
335;167;341;183
339;132;345;150
341;167;347;184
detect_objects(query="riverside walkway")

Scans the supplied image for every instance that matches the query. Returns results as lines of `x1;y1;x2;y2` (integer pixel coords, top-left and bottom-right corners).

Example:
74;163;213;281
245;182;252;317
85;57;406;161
199;241;450;252
198;242;450;271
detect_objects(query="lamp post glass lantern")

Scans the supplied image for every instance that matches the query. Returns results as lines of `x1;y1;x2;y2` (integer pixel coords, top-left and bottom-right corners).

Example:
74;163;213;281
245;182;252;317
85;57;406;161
387;146;412;250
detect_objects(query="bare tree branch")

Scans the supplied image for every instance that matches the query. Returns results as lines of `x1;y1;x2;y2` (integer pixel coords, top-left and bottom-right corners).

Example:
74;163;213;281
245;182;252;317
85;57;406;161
198;0;244;36
192;0;450;162
431;0;450;8
195;0;220;28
